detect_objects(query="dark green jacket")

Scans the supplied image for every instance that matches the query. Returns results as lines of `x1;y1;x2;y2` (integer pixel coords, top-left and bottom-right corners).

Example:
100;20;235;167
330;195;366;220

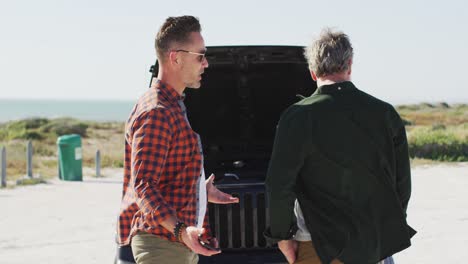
264;81;416;264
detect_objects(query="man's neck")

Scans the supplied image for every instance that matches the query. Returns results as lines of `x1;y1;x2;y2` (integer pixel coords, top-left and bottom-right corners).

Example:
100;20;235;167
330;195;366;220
316;72;351;87
156;68;186;95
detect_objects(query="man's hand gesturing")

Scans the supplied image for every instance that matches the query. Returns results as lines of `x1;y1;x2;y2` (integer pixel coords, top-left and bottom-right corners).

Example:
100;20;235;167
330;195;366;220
206;174;239;204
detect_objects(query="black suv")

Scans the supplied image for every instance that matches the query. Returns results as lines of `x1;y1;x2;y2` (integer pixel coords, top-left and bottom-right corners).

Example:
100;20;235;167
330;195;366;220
116;45;316;264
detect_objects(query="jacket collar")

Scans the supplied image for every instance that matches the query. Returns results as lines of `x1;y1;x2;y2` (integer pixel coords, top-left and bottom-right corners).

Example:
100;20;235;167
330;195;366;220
314;81;357;95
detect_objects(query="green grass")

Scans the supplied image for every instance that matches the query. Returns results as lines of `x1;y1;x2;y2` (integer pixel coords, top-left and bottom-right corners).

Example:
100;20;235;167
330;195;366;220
399;103;467;161
407;125;467;161
0;117;89;141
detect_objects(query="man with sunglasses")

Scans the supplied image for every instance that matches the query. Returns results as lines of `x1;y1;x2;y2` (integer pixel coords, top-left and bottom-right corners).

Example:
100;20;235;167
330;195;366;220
117;15;238;264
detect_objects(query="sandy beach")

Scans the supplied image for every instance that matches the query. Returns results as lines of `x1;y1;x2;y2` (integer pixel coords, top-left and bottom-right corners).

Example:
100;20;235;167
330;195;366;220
0;164;467;264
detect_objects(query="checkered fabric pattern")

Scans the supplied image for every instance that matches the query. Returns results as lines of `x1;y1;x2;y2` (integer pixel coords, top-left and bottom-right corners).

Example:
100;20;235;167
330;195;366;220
117;80;210;246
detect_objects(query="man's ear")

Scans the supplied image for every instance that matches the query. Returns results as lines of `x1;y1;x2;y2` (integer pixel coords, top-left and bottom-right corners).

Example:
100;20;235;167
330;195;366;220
169;51;179;66
310;70;317;81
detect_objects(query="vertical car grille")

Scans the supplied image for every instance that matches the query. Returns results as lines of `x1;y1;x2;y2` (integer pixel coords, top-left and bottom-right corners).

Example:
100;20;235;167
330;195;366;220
208;184;274;250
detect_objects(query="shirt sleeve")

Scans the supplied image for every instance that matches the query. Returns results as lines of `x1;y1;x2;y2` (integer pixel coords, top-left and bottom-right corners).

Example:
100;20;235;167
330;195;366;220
390;107;412;214
264;106;306;244
131;108;176;227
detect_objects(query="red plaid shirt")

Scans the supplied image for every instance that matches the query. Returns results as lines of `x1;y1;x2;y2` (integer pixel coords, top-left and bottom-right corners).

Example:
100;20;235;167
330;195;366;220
118;80;210;246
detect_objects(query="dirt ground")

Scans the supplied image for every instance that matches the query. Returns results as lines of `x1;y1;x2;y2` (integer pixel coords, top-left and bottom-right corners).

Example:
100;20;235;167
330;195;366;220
0;164;467;264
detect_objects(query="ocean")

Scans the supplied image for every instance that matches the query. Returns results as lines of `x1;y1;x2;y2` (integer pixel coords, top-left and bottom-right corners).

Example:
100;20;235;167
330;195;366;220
0;99;135;123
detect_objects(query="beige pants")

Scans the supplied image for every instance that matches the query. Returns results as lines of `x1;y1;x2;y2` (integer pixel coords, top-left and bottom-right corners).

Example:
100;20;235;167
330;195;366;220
295;241;343;264
131;231;198;264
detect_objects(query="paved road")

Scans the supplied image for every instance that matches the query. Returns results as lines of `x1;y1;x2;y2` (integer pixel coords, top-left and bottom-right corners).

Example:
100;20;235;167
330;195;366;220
0;171;123;264
395;163;468;263
0;164;467;264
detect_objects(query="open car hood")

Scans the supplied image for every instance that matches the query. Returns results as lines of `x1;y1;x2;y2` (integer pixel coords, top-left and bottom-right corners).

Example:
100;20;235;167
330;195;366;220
184;46;316;179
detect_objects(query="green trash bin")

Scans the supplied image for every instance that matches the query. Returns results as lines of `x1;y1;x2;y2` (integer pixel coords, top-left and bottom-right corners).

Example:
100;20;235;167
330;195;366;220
57;134;83;181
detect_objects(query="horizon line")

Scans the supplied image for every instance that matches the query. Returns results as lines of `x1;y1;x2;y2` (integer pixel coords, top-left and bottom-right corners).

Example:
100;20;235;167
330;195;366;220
1;97;467;105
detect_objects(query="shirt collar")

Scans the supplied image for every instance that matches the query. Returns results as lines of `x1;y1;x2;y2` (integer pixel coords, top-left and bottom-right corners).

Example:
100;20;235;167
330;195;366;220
314;81;357;95
152;79;185;104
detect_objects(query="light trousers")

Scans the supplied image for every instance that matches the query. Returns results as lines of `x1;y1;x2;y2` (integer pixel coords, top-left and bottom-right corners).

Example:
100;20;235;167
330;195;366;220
131;231;198;264
295;241;395;264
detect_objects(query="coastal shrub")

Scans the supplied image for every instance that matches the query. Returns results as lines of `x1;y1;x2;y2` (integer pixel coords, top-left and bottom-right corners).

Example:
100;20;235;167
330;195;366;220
5;118;49;130
409;143;468;161
408;127;468;161
40;118;88;137
436;102;450;109
0;119;48;140
23;118;49;129
0;126;43;140
18;131;43;140
420;102;435;108
0;118;90;141
52;122;88;137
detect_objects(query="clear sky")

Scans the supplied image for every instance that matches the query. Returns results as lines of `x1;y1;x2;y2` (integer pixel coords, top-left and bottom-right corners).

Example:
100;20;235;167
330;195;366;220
1;0;467;104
